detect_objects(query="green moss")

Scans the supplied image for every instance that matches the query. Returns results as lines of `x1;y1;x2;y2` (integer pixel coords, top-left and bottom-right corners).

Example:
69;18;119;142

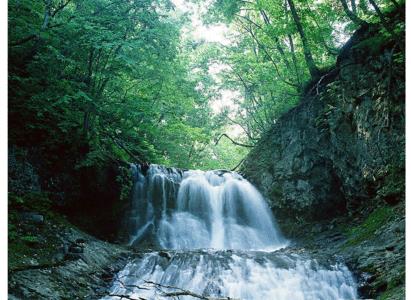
376;162;405;205
9;191;52;213
344;206;395;246
352;33;391;57
8;219;63;270
8;192;71;271
21;235;40;243
270;185;283;199
379;285;405;300
387;273;405;291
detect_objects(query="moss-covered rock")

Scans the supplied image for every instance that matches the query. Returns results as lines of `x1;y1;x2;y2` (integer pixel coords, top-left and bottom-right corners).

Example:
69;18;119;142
8;202;132;299
344;206;395;247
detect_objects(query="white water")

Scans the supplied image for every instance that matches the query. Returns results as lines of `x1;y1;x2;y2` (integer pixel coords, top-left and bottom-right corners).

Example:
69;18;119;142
158;169;286;250
106;164;358;300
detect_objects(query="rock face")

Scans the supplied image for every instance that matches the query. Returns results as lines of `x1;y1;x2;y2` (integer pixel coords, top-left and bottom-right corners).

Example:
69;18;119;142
241;13;405;300
8;144;133;242
241;22;405;230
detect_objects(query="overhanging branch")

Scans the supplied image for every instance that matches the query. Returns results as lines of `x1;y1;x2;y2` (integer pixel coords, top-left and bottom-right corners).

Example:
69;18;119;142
215;134;254;148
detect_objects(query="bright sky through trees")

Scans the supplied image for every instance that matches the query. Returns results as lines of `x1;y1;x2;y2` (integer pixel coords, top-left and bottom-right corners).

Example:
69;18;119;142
171;0;245;137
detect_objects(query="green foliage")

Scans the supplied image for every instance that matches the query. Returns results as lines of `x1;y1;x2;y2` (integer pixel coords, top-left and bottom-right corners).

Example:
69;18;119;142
8;0;247;171
378;267;405;300
9;0;403;174
8;194;25;207
202;0;401;140
116;165;133;202
344;206;395;246
9;192;52;213
21;235;40;245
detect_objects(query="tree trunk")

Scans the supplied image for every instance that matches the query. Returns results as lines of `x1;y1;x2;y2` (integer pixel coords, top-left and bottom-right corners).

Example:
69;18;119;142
41;0;52;30
288;34;302;91
339;0;368;26
350;0;357;15
368;0;396;36
259;10;292;71
389;0;399;9
286;0;320;78
368;0;388;25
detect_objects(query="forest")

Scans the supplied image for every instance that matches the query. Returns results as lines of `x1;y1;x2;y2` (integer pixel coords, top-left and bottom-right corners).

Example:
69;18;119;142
9;0;403;171
8;0;405;299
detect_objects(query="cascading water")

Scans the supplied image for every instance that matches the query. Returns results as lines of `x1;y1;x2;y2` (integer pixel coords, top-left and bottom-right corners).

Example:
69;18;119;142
105;164;358;300
158;169;286;250
127;164;183;246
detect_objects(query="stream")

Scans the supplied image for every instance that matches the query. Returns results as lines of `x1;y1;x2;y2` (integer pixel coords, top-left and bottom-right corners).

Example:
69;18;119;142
103;164;357;300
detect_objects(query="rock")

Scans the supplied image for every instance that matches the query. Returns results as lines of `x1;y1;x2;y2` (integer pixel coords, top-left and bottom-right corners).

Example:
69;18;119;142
52;252;65;263
64;252;83;261
57;242;70;255
394;219;405;233
241;24;404;228
158;251;171;260
69;245;84;254
312;224;323;233
240;32;405;296
357;272;376;297
76;238;87;245
385;244;395;251
20;212;44;224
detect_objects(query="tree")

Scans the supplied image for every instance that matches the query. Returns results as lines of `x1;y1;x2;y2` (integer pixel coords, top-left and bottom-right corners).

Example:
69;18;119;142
339;0;368;26
8;0;244;171
286;0;320;77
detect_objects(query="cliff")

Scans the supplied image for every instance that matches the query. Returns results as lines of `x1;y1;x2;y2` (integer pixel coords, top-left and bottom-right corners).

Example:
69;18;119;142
241;11;405;300
242;18;404;229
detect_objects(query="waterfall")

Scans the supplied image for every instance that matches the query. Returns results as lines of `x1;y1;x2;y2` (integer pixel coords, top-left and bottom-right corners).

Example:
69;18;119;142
158;169;287;250
127;164;183;246
128;165;286;250
107;164;357;300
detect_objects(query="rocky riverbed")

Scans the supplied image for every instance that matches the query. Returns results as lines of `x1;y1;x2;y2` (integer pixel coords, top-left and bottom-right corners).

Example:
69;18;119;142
8;208;132;299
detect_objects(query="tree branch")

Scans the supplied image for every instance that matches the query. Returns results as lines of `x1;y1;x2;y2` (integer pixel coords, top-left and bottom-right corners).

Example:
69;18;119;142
51;0;72;17
231;158;245;172
215;134;254;148
144;280;238;300
286;0;320;77
9;34;39;47
237;18;299;88
108;294;147;300
339;0;368;26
